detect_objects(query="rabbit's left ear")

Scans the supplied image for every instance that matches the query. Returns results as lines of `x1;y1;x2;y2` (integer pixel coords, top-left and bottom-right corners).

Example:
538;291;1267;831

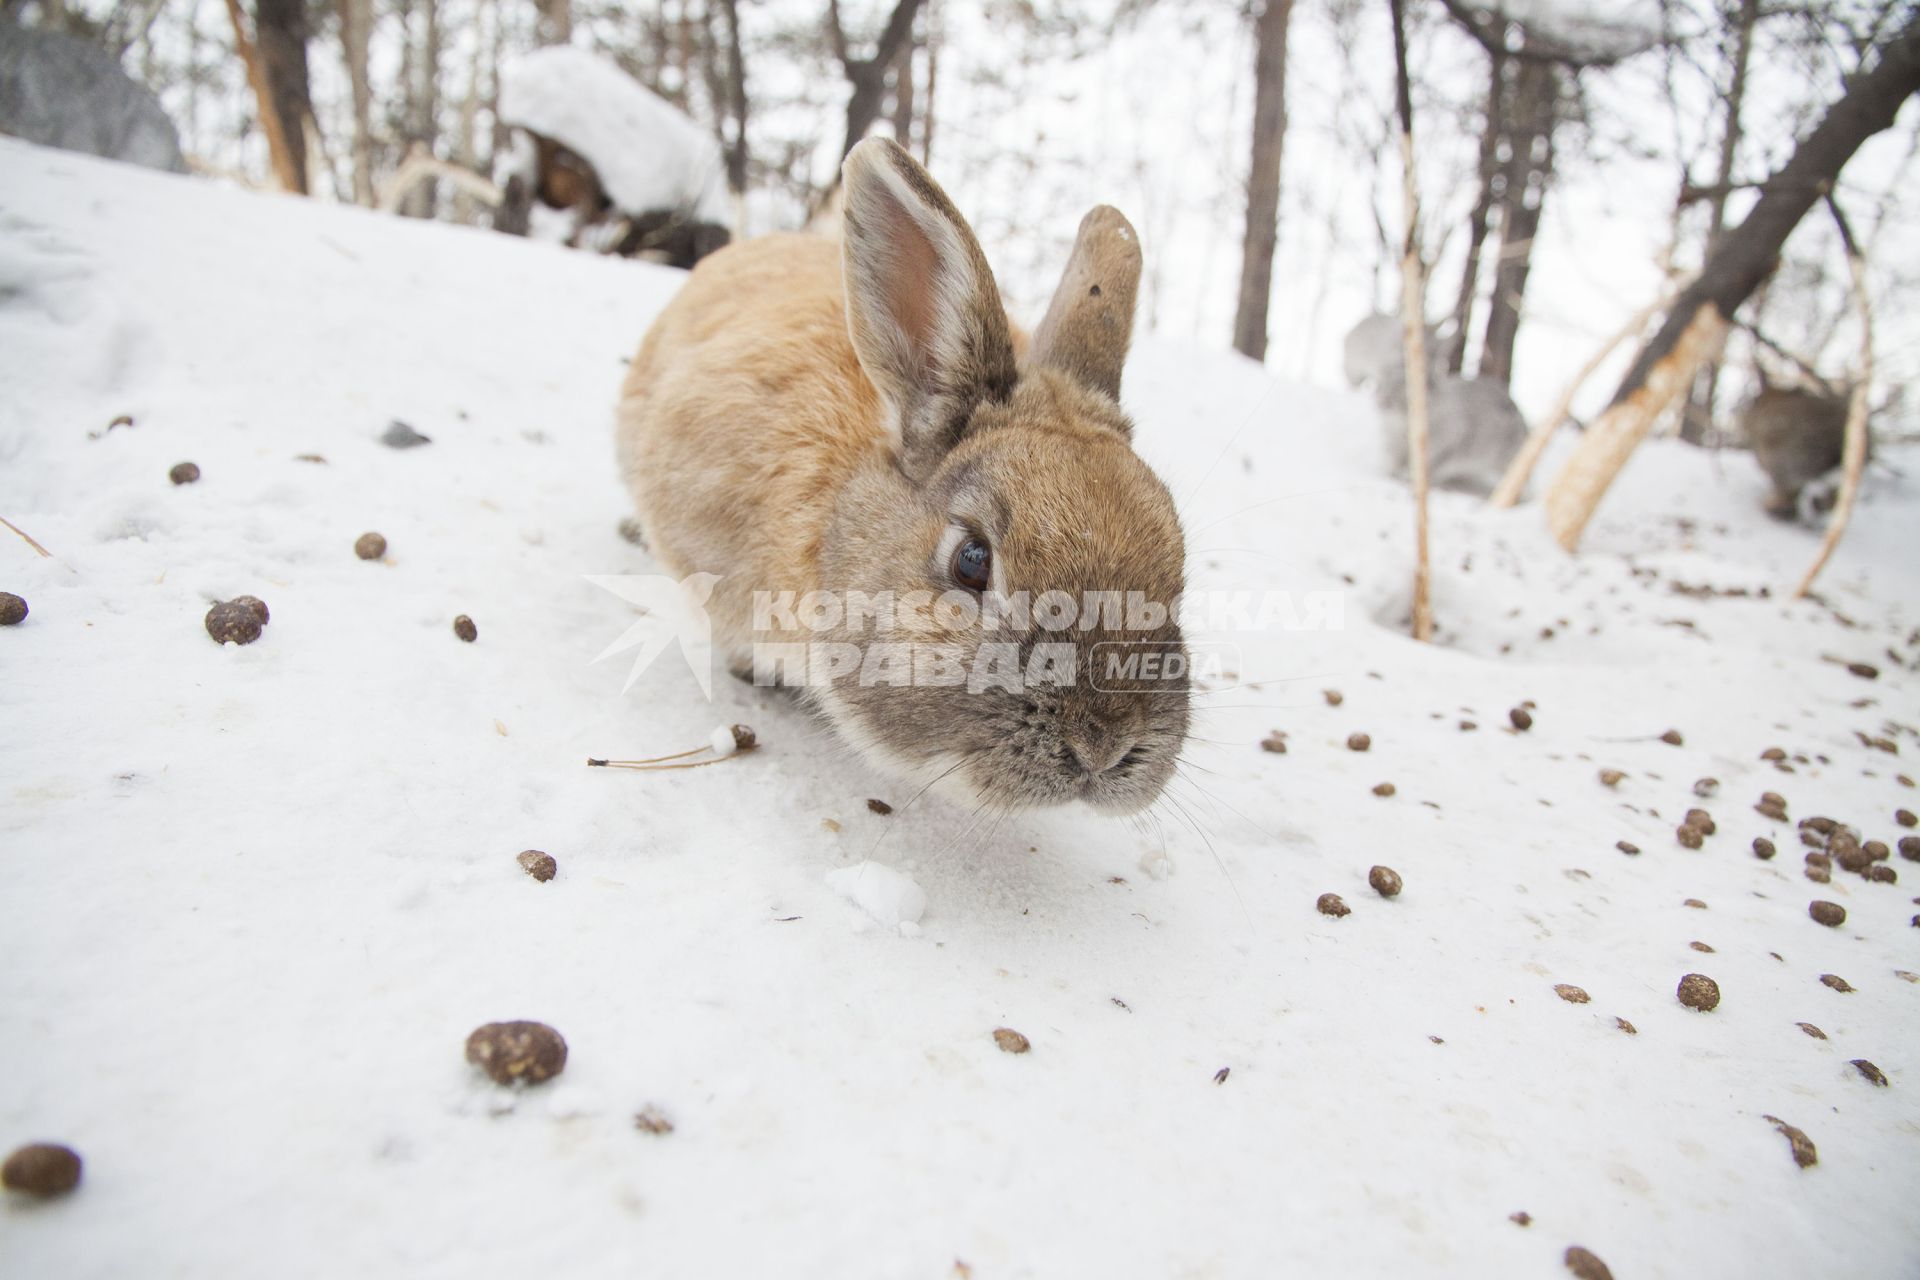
1030;206;1142;402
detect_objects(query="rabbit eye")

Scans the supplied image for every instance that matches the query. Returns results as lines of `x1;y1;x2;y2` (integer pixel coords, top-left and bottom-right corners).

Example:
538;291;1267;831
951;536;992;592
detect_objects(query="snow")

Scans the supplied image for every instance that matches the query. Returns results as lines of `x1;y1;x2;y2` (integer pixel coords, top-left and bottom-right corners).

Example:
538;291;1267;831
826;861;929;931
3;138;1920;1277
1460;0;1664;61
497;47;730;225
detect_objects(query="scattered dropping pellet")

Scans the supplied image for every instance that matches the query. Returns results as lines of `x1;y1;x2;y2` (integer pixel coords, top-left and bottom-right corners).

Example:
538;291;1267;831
1900;836;1920;861
1845;661;1878;679
354;531;387;560
616;517;647;547
517;849;557;882
1371;781;1396;797
1867;864;1897;884
1809;900;1846;927
1805;851;1831;869
1819;974;1854;993
232;594;270;626
1753;837;1776;860
1;1142;82;1197
1683;808;1716;835
1850;1059;1888;1087
1459;720;1478;732
1690;941;1714;953
1865;840;1889;862
1260;731;1287;754
633;1105;674;1134
1509;707;1532;731
0;592;27;626
205;599;262;645
1755;792;1788;821
453;614;477;642
1564;1245;1614;1280
1323;689;1343;706
1683;898;1707;909
1802;816;1837;835
1599;768;1625;788
1660;729;1684;746
1898;809;1918;829
1614;1017;1637;1035
1693;777;1719;798
1368;865;1402;898
866;798;893;815
992;1027;1030;1054
1509;1211;1531;1226
1554;984;1590;1005
820;817;840;834
1346;732;1371;752
168;461;200;485
465;1020;568;1085
1797;1022;1826;1039
1806;864;1831;883
1677;973;1720;1011
1213;1067;1231;1085
1676;824;1704;850
1316;892;1350;918
1760;747;1786;761
1616;840;1640;855
1763;1116;1817;1168
729;724;757;751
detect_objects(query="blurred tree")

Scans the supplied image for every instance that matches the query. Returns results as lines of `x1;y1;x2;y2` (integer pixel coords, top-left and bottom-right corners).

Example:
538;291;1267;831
1231;0;1293;362
826;0;924;160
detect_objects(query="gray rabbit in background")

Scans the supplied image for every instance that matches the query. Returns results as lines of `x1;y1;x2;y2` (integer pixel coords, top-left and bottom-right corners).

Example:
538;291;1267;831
1343;314;1528;496
1736;384;1857;521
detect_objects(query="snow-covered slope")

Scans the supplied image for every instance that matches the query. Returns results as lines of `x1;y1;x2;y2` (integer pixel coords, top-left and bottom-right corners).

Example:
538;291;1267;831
3;139;1917;1278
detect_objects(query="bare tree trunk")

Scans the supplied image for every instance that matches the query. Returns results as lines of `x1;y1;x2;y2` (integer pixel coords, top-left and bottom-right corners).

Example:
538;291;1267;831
1682;0;1761;443
920;1;938;165
1447;43;1504;374
1543;11;1919;551
337;0;374;204
1478;56;1555;386
1793;199;1872;598
535;0;571;46
223;0;307;193
1389;0;1432;643
401;0;442;218
890;35;915;146
1230;0;1294;362
829;0;925;161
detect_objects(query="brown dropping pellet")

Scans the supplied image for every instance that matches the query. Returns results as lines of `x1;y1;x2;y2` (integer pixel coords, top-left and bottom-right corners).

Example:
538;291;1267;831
1763;1116;1818;1168
1693;777;1719;798
169;460;200;485
1819;973;1854;993
1323;689;1343;706
1851;1059;1888;1087
729;724;757;751
1684;808;1716;835
205;599;262;645
1371;781;1396;797
1832;840;1869;875
1316;892;1350;918
1753;837;1776;860
633;1105;674;1134
517;849;557;882
1;1142;82;1196
1898;809;1918;829
1346;732;1371;752
1599;768;1625;788
1806;865;1831;883
1866;864;1897;884
866;798;893;815
1554;983;1590;1004
1805;851;1831;868
1660;729;1684;746
1899;836;1920;861
1802;816;1837;835
1683;898;1707;909
992;1027;1030;1054
1368;865;1403;898
1846;661;1878;679
1616;840;1640;856
1677;973;1720;1011
465;1020;567;1085
354;531;388;560
1797;1022;1827;1039
1510;1211;1532;1226
231;594;270;626
1864;839;1889;862
0;592;28;626
453;615;477;642
1260;731;1287;754
1690;941;1714;953
1676;824;1704;850
1459;720;1478;732
1615;1017;1637;1035
1509;707;1532;731
1809;900;1846;927
1755;792;1787;820
1800;829;1826;850
1564;1245;1614;1280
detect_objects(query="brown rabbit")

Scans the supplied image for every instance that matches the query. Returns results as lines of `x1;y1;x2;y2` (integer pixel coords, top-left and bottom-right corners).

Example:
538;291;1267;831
616;138;1189;814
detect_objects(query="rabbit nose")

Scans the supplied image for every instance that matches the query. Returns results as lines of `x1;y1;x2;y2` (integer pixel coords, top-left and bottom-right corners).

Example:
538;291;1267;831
1067;735;1135;777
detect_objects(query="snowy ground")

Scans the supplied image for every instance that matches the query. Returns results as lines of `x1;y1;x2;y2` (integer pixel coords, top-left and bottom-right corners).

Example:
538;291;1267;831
3;138;1918;1277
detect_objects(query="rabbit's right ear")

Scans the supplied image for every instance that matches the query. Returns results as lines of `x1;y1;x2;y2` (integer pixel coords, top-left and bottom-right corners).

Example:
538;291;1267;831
841;138;1017;480
1030;206;1142;402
